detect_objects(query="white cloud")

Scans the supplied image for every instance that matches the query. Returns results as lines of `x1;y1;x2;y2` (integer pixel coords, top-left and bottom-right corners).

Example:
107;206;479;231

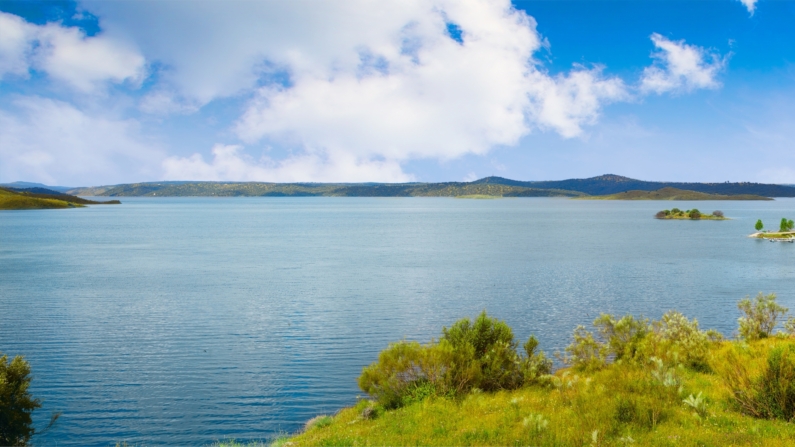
640;33;726;94
0;13;35;78
79;0;627;182
0;96;161;185
738;0;758;16
0;11;144;91
162;144;411;183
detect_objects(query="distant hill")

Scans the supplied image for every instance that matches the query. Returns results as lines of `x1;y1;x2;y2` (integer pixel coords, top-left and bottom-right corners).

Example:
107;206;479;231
0;181;74;193
581;187;772;201
67;182;586;198
474;174;795;197
66;174;795;198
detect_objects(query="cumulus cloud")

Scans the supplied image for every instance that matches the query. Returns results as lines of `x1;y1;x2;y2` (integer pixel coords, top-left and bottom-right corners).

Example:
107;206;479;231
640;33;726;95
738;0;758;16
84;0;626;182
0;13;34;78
0;2;731;184
0;11;144;91
0;96;161;185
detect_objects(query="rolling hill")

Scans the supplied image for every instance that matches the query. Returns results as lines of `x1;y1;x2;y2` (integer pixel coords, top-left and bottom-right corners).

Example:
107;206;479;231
65;175;795;198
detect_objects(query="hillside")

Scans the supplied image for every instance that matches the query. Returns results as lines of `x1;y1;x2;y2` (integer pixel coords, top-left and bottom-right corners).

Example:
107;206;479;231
67;182;586;198
475;174;795;197
0;187;121;210
66;175;795;198
581;187;772;201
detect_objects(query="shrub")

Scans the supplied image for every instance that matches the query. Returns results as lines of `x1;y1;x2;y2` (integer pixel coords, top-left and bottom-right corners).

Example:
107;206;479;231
443;311;549;391
784;316;795;336
593;314;650;362
671;208;681;214
651;310;715;370
0;354;41;446
756;345;795;419
738;293;788;341
755;219;764;231
655;211;666;219
712;210;724;218
520;336;552;384
359;312;551;407
564;325;607;371
719;343;795;421
358;341;458;408
688;209;702;219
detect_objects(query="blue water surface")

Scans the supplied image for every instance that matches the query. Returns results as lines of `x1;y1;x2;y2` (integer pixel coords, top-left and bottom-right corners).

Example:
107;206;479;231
1;197;794;445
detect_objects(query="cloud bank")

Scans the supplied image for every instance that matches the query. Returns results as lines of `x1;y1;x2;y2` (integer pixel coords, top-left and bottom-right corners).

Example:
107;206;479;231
0;1;730;184
140;0;629;181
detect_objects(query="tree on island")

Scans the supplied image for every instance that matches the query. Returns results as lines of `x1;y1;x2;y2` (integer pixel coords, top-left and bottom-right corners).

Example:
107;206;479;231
756;220;764;231
780;218;795;232
713;210;724;218
688;209;701;219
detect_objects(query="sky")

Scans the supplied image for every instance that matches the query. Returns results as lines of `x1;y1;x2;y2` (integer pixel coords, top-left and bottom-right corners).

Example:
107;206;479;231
1;0;794;186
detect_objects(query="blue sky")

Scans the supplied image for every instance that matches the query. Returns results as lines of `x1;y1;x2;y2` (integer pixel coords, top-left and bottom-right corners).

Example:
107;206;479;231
1;0;794;186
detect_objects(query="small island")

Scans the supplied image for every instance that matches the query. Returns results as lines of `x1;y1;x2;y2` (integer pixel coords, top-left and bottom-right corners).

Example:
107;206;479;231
655;208;727;220
0;187;120;210
749;218;795;241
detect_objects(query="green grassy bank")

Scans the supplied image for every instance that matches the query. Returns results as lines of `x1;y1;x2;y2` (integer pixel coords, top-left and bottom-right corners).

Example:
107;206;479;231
0;187;120;210
283;294;795;446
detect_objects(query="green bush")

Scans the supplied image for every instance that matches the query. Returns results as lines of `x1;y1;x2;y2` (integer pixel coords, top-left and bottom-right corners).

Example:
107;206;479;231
651;311;717;370
564;325;607;371
0;354;41;446
358;340;460;409
688;209;701;219
756;345;795;419
359;312;551;407
442;311;522;391
720;343;795;421
738;293;788;341
594;314;650;362
565;311;720;372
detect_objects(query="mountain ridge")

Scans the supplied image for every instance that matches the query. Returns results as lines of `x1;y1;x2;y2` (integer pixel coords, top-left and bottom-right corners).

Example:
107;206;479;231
63;175;795;198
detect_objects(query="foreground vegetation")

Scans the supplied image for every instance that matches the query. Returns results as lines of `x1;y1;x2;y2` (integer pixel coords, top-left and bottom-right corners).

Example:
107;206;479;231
655;208;727;220
0;187;120;210
582;187;771;201
287;293;795;446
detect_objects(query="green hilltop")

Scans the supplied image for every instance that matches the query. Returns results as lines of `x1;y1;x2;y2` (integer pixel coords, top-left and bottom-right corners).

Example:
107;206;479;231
0;187;120;210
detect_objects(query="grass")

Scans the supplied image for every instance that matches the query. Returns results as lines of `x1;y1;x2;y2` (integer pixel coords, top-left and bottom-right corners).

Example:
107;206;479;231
0;187;118;210
0;188;80;210
753;232;795;239
285;338;795;446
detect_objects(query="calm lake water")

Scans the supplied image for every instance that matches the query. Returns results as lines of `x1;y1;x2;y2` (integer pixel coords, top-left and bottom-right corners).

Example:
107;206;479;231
1;197;794;445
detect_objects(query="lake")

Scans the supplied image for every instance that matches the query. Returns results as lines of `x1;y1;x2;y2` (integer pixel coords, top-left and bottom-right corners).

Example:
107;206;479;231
1;197;794;445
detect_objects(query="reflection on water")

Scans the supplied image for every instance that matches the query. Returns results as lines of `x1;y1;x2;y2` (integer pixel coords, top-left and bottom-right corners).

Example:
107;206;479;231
1;197;794;445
